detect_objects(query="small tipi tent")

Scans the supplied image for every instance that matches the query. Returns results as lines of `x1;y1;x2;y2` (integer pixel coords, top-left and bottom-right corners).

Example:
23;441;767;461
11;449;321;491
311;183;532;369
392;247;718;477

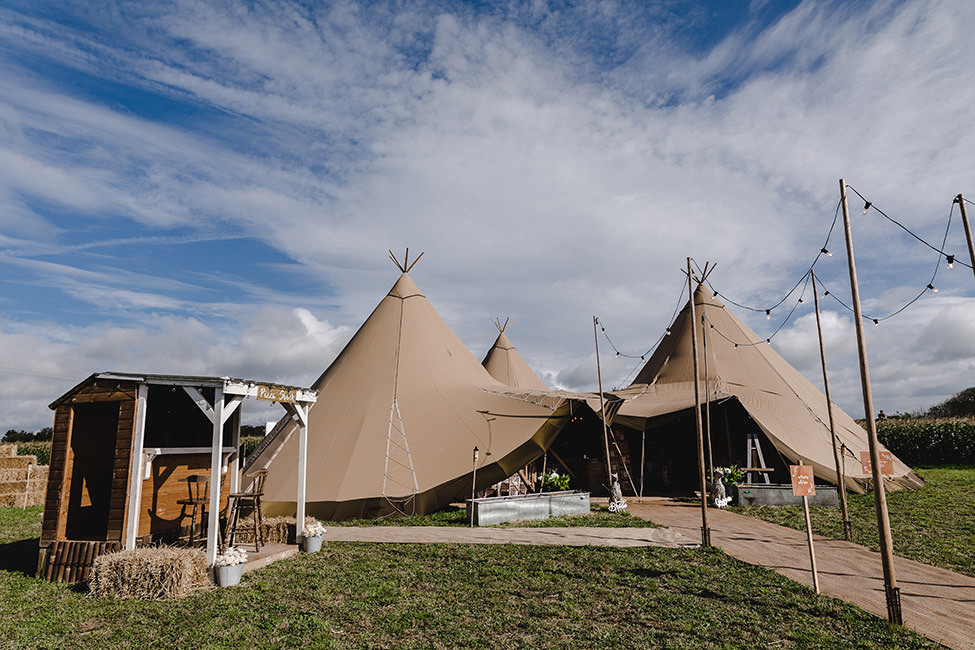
246;254;570;519
482;318;549;391
613;284;922;493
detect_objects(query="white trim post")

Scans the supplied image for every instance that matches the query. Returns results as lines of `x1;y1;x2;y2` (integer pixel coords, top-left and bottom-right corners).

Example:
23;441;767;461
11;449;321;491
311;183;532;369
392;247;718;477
292;403;310;542
125;383;149;550
206;386;224;566
223;396;244;494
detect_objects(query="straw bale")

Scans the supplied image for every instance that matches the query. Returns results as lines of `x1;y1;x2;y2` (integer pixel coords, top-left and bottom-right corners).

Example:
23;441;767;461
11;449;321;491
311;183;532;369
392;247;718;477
88;546;208;599
230;516;319;545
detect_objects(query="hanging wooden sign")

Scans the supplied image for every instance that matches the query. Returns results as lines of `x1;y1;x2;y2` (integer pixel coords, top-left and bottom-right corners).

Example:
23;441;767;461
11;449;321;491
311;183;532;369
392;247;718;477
256;385;297;403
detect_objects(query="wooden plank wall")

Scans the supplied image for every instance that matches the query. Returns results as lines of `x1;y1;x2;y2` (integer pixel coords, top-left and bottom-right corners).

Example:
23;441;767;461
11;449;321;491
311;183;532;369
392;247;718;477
137;454;231;539
107;397;136;542
40;405;73;544
40;379;137;546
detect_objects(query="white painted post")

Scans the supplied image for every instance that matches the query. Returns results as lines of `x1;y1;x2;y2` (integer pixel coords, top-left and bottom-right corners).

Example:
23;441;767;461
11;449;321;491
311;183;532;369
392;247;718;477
125;383;148;550
226;397;243;495
206;386;224;566
295;404;308;542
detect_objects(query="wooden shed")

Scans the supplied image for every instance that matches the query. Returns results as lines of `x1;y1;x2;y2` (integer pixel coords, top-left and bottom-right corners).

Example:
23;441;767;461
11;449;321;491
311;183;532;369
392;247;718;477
39;372;316;582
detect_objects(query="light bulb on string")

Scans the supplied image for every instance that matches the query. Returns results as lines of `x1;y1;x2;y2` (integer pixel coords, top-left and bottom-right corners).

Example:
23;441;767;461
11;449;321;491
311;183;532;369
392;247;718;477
821;248;832;257
765;309;771;320
665;328;671;336
798;297;804;304
861;201;872;215
927;284;938;293
947;255;955;269
873;319;879;326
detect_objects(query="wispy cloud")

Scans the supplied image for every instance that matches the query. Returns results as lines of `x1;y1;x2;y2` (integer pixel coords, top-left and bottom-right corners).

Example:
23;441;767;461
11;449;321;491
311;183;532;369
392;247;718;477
0;0;972;429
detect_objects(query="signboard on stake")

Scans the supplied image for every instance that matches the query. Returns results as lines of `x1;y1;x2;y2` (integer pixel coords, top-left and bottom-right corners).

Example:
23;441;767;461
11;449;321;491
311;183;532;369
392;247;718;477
860;450;894;475
790;464;820;594
791;465;816;497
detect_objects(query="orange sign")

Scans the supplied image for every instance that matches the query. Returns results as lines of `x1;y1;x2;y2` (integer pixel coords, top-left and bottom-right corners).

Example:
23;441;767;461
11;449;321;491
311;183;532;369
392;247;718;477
860;451;894;475
790;465;816;497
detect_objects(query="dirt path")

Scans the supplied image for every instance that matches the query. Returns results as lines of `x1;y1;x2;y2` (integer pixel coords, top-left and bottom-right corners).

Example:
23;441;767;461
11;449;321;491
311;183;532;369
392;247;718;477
627;498;975;650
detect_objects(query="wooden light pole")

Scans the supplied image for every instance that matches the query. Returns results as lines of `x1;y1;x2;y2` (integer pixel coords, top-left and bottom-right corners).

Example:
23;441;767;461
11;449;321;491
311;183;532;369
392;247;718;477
839;179;901;624
594;316;614;486
687;257;711;547
955;194;975;283
810;269;852;540
470;446;479;527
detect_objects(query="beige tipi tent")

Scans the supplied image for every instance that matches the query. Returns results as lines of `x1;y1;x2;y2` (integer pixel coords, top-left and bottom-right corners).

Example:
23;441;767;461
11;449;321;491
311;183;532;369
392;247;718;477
482;318;549;391
246;259;571;520
613;284;922;494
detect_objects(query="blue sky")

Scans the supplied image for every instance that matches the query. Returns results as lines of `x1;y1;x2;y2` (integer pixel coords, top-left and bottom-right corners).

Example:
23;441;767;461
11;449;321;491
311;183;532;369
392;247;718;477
1;0;973;431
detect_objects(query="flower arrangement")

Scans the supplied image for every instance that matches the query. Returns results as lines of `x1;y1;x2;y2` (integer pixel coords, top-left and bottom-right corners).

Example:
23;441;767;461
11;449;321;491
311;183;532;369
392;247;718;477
712;465;746;485
540;470;570;492
302;518;327;538
214;546;247;567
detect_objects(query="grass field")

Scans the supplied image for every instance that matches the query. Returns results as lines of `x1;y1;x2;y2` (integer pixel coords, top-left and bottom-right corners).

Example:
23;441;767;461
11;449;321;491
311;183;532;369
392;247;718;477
322;503;660;528
731;467;975;577
0;506;940;649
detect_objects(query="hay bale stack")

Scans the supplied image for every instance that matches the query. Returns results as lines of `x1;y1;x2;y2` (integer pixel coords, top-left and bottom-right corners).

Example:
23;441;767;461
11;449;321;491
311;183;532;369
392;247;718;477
230;515;320;545
88;546;208;599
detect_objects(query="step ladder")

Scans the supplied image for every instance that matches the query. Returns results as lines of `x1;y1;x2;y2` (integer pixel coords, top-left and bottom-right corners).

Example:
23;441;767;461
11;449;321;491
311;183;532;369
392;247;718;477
745;432;772;484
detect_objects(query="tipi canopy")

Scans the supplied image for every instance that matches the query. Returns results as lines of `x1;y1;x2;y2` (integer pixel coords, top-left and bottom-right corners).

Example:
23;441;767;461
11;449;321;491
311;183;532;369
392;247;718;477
613;284;922;494
246;257;570;519
482;318;549;391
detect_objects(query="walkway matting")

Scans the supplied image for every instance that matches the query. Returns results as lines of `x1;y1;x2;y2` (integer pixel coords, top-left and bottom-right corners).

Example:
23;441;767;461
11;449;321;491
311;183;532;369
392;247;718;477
323;524;697;548
626;498;975;650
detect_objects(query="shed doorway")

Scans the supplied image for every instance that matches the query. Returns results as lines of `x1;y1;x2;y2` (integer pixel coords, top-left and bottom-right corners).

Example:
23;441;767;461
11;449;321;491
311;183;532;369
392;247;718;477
65;401;119;540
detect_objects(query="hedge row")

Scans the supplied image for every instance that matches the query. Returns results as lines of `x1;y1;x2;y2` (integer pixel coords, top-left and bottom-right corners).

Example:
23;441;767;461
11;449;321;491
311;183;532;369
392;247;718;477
15;441;51;465
877;417;975;466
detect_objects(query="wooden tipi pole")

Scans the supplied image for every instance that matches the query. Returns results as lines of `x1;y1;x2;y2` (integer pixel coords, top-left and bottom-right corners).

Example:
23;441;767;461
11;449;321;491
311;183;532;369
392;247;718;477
687;258;710;547
955;195;975;283
811;269;852;540
839;179;901;624
594;316;614;487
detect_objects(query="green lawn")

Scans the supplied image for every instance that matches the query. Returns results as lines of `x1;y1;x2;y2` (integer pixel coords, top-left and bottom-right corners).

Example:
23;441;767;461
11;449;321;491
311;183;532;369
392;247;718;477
731;467;975;577
0;506;940;648
323;503;659;528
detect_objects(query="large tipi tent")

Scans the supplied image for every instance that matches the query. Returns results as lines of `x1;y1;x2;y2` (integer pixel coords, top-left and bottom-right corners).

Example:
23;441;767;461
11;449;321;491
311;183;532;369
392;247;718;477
613;284;923;494
482;318;549;391
246;258;571;519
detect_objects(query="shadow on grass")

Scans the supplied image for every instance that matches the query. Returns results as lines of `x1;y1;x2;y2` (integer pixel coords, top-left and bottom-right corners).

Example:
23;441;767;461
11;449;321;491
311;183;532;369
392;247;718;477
0;537;39;577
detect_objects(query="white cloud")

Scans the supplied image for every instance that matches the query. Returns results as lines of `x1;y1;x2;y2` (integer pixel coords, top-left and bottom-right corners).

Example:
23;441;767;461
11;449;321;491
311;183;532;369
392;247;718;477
0;307;350;431
0;0;972;430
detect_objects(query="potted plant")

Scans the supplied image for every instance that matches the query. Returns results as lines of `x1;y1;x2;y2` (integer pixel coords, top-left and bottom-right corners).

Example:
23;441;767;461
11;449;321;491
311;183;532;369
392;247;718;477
213;546;247;586
540;470;570;492
302;519;327;553
712;465;746;505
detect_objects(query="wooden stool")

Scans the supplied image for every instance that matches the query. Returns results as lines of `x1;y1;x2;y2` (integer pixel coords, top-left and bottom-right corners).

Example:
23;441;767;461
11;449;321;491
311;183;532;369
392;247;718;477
224;470;267;552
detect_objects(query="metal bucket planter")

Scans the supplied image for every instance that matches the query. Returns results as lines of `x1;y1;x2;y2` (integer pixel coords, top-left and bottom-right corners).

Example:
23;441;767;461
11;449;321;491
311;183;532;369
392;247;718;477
303;535;324;553
215;563;243;587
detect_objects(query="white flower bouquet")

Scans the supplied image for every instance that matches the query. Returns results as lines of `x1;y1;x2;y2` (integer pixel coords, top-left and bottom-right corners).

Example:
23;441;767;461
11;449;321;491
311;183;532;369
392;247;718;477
214;546;248;567
302;519;327;538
